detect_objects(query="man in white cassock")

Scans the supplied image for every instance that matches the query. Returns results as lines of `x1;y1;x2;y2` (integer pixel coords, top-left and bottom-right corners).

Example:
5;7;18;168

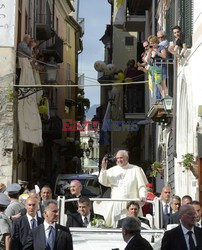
95;150;148;228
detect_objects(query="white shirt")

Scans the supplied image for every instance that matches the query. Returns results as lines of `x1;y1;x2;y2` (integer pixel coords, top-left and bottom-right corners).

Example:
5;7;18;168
26;214;37;229
181;224;197;250
161;201;171;214
196;219;202;228
81;214;90;224
44;221;56;241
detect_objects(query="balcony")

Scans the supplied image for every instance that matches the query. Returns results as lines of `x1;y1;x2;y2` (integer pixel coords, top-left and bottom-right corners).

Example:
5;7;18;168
36;24;53;41
113;0;152;32
124;82;145;119
36;13;53;41
147;59;174;124
42;33;64;63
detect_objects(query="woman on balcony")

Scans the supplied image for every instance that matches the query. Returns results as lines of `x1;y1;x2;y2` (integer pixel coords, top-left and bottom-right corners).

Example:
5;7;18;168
146;35;168;99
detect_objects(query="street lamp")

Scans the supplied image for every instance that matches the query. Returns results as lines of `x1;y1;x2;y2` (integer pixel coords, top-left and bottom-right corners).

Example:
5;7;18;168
88;138;94;148
162;95;173;113
85;148;90;158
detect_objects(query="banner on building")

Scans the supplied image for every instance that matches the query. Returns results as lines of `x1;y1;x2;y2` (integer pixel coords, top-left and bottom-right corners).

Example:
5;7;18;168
0;0;16;47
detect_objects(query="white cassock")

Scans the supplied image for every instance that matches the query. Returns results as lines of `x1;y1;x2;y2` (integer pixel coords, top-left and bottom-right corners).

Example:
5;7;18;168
94;164;148;227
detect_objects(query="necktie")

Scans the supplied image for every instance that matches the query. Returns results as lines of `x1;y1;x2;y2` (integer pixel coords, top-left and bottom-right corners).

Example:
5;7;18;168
164;204;168;215
31;218;37;229
187;231;196;250
83;216;88;227
47;226;55;250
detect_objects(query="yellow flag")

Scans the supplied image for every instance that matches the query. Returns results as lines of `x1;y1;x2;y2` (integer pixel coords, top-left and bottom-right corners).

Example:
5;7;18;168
116;0;125;7
148;73;153;94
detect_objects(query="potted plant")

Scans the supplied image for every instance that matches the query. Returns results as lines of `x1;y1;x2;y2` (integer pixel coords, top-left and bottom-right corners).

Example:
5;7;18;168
179;153;198;178
150;161;164;178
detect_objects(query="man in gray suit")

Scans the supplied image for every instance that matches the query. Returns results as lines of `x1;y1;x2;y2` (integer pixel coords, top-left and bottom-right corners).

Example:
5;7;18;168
24;200;73;250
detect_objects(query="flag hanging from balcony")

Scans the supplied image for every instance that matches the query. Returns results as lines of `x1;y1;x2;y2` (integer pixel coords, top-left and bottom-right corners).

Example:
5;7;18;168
148;71;153;96
114;0;126;27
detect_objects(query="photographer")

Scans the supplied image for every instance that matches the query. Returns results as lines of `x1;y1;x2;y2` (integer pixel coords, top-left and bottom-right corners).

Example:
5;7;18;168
97;150;148;227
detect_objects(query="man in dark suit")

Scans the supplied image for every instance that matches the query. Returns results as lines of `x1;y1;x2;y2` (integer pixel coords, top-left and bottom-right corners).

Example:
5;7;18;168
67;196;104;227
117;201;150;229
191;200;202;228
160;186;172;228
161;204;202;250
11;197;43;249
169;195;192;225
122;217;153;250
23;199;73;250
65;180;82;214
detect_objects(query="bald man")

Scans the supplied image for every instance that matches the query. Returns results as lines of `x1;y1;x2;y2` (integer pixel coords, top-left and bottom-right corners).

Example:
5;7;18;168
11;197;43;249
161;204;202;250
65;180;83;214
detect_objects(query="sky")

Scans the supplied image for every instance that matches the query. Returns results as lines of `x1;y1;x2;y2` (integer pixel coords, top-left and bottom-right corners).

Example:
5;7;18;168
78;0;111;106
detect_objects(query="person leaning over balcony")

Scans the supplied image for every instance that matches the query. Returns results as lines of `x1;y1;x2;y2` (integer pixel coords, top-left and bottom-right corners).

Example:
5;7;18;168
157;30;169;49
161;204;202;250
122;217;153;250
146;35;168;99
168;25;187;59
97;150;148;227
17;34;33;58
137;40;150;73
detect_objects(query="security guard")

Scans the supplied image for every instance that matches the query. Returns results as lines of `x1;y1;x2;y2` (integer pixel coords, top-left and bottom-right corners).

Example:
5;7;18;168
0;193;11;249
18;180;29;194
5;183;24;221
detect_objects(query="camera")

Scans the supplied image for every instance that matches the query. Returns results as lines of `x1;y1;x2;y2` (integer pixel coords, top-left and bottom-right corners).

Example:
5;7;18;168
104;154;116;168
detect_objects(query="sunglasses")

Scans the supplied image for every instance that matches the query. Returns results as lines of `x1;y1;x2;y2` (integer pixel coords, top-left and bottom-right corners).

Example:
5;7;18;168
158;36;164;39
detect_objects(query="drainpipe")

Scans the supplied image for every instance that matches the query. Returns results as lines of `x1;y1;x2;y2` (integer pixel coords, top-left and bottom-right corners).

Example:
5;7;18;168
173;0;178;157
52;0;55;29
152;0;155;35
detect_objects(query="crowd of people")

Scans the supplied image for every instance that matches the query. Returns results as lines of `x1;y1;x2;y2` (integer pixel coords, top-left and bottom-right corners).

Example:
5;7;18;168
123;26;187;101
0;149;201;249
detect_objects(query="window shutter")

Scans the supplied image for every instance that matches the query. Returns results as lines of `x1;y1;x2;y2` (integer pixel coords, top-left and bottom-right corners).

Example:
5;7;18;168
166;1;175;42
181;0;193;48
166;0;193;48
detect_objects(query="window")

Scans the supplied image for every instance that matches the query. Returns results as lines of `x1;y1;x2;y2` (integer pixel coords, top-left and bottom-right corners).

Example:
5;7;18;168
125;37;134;46
166;0;193;48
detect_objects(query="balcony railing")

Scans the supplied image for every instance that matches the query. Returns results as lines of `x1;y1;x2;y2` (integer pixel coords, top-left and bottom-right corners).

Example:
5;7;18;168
123;58;174;119
150;58;174;103
147;58;174;124
42;33;64;63
35;14;53;41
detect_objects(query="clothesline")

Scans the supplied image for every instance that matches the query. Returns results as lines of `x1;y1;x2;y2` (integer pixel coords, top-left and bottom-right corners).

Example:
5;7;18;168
13;80;148;88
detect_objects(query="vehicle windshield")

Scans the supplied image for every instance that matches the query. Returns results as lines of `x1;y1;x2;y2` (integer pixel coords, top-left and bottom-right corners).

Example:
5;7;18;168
55;175;101;197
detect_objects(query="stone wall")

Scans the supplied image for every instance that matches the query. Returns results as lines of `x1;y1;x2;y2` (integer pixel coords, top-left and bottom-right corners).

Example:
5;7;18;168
0;48;15;185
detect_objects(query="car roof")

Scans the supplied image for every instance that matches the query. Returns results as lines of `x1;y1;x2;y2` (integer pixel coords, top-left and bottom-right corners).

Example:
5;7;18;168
56;174;98;181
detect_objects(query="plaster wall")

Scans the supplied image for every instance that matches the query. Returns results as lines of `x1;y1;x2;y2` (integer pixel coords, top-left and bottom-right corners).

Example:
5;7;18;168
174;3;202;199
